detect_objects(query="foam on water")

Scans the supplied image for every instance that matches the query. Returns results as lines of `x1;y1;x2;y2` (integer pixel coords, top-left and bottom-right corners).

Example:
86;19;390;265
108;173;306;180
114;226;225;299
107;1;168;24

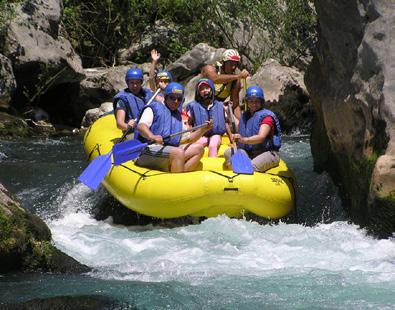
49;206;395;286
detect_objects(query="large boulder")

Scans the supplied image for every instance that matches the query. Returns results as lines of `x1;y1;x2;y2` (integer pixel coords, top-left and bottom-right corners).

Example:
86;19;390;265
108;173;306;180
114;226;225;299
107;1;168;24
77;66;132;113
305;0;395;237
0;54;16;110
249;59;313;133
167;43;224;81
3;0;85;118
81;67;131;102
0;182;90;273
77;64;155;126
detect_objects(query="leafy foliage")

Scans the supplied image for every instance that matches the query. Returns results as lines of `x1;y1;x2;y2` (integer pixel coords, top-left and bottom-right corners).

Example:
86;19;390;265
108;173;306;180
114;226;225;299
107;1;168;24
62;0;316;68
0;0;21;53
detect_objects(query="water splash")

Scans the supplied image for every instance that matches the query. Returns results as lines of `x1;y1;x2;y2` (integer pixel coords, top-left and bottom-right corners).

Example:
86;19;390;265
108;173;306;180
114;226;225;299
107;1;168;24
49;214;395;288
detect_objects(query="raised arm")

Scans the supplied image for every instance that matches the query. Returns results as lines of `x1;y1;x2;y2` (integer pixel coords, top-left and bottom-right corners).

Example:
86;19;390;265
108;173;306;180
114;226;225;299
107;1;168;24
149;49;160;91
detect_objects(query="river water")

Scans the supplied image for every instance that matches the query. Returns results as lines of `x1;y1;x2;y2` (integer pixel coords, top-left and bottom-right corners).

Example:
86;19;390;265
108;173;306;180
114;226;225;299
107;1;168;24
0;135;394;309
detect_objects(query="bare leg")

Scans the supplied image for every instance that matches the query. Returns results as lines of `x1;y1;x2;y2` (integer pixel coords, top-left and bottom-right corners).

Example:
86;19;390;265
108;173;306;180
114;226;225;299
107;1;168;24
208;134;222;157
169;147;185;172
197;136;209;146
183;143;204;172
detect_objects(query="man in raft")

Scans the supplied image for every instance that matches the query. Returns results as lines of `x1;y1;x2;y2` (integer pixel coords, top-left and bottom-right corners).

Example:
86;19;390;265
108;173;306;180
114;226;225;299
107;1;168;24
224;85;282;172
135;82;213;172
201;49;249;119
113;68;153;132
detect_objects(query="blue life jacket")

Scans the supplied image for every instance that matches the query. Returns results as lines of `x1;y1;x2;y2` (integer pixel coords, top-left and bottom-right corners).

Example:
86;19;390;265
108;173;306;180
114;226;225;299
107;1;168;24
186;100;226;136
113;88;153;122
237;108;282;152
137;101;183;146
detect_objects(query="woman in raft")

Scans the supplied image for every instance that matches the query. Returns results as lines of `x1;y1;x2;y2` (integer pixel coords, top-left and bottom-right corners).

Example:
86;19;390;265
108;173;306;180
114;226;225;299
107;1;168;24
224;85;282;172
185;78;232;157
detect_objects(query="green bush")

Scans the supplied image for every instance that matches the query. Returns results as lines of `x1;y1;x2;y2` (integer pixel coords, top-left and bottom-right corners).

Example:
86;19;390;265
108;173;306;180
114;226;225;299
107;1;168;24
0;0;21;53
62;0;316;68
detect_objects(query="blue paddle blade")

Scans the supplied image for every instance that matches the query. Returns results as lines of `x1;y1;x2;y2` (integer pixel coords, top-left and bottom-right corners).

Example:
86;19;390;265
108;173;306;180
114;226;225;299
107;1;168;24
78;153;112;190
231;149;254;175
112;139;147;166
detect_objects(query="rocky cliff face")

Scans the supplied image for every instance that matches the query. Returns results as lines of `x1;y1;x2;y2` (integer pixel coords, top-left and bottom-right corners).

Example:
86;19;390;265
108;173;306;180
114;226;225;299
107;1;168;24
3;0;85;127
305;0;395;237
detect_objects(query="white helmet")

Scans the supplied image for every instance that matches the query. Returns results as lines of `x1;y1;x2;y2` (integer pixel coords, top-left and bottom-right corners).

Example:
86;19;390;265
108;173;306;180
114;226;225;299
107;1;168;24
222;49;241;62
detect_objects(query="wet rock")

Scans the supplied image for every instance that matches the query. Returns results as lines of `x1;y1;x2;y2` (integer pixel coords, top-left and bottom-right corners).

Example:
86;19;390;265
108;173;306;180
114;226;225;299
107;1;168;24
0;182;90;273
0;112;32;139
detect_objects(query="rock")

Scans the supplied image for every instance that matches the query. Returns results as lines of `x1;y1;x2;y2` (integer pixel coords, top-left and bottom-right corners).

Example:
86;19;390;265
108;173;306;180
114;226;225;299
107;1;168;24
0;182;90;273
370;147;395;199
81;102;113;128
0;54;16;110
228;19;270;68
117;20;178;64
305;0;395;236
3;0;85;117
167;43;223;81
5;0;84;83
184;75;202;105
79;66;133;106
77;64;153;109
249;59;313;133
0;111;31;139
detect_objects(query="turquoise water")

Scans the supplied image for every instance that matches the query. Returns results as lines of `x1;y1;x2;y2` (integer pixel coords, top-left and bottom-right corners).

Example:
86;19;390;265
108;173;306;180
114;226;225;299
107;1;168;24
0;136;394;309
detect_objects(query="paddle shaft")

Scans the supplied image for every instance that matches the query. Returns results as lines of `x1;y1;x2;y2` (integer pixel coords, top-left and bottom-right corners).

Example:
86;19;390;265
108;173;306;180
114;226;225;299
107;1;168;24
165;123;207;140
148;88;161;105
242;78;247;112
228;101;237;136
228;100;240;153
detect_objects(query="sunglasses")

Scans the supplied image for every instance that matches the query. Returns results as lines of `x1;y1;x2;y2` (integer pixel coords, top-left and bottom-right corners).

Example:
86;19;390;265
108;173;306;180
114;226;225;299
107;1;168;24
167;95;183;102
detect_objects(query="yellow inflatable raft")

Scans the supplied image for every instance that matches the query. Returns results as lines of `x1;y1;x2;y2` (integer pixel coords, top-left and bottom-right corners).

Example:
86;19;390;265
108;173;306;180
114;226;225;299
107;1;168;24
82;114;296;219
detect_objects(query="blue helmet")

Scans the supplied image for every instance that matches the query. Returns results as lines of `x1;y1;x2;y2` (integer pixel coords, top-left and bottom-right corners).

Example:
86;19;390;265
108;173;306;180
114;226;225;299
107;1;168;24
125;68;143;81
164;82;184;98
246;86;265;101
195;78;215;100
156;70;173;81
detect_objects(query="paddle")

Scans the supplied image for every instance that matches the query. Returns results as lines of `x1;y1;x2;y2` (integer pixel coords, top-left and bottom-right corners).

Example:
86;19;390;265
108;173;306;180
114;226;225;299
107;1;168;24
242;78;247;112
112;123;209;166
228;102;254;175
79;88;161;190
78;128;133;190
